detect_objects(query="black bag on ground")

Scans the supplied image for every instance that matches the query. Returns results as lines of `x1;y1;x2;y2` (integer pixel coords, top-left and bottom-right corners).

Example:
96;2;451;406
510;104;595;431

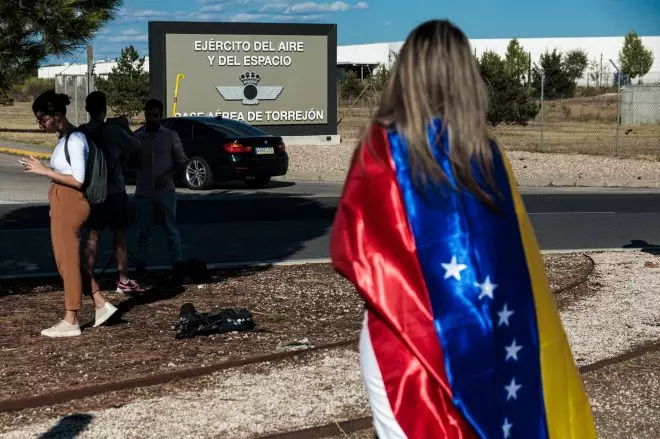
173;303;256;339
64;128;108;205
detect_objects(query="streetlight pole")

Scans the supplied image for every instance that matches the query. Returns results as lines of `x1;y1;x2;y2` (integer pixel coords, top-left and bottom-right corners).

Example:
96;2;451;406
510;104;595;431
610;59;621;156
534;63;545;152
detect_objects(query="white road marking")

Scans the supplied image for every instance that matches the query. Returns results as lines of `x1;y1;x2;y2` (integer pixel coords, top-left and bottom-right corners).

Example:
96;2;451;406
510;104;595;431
529;211;616;215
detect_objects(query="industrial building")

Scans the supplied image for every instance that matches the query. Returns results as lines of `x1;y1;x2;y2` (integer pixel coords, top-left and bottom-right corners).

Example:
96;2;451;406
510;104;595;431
38;35;660;86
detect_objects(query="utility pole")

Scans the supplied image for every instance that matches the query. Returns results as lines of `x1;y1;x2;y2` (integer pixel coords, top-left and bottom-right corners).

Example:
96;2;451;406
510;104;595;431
86;45;94;93
533;62;544;152
610;59;621;156
528;51;532;89
86;45;94;123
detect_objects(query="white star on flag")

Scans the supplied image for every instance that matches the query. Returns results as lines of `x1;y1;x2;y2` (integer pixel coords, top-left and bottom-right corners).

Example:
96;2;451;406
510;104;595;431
502;418;513;438
504;377;522;400
505;339;523;361
475;276;497;300
497;303;515;327
441;256;467;281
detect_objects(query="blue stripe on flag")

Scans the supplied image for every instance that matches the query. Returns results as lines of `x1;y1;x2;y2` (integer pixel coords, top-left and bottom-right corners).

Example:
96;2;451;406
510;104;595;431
387;120;549;438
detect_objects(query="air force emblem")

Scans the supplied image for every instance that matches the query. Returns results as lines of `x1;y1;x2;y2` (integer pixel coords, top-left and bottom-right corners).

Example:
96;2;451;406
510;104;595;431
216;72;284;105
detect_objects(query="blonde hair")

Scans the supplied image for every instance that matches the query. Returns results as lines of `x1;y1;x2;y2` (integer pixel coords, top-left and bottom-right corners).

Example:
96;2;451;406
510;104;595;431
368;19;498;208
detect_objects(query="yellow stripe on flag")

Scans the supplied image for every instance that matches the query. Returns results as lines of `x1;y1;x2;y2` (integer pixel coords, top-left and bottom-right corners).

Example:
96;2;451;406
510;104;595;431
500;149;598;438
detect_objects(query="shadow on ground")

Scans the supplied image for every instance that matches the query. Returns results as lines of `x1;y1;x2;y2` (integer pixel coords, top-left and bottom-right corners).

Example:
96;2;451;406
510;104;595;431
38;413;93;439
622;239;660;255
0;185;335;287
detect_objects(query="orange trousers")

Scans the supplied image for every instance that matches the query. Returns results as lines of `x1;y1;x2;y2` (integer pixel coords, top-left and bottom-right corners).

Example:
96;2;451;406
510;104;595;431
48;183;90;311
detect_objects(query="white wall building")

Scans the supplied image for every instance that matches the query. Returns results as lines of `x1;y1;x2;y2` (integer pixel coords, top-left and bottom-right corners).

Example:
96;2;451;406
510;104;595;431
39;35;660;85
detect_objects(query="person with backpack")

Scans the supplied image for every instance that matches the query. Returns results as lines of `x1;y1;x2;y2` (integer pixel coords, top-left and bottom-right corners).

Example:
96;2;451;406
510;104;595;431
22;90;117;338
80;91;145;295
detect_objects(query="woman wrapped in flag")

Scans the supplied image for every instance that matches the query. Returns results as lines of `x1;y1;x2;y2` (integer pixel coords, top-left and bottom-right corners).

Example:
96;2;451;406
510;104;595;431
329;19;597;439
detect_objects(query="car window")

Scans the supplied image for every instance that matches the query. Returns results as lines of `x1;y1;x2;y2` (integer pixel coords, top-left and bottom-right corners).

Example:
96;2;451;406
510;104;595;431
193;123;218;139
169;119;194;141
204;118;266;137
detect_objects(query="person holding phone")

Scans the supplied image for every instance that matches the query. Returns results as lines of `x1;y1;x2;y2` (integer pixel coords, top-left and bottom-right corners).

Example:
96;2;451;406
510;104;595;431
22;90;117;338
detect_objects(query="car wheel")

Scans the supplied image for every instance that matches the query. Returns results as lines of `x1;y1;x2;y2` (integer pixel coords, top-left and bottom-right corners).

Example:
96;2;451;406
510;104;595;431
244;175;271;189
184;157;214;190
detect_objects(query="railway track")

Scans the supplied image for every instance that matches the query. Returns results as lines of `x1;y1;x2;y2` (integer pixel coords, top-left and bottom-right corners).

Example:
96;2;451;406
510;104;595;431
1;336;658;437
1;257;656;438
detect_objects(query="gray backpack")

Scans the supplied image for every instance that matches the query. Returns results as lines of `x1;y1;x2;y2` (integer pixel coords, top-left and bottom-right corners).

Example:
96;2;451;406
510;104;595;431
64;130;108;205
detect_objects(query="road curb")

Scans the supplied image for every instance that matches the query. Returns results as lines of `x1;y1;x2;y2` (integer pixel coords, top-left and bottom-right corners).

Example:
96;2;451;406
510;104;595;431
2;149;658;189
281;173;660;189
0;146;51;160
0;250;652;282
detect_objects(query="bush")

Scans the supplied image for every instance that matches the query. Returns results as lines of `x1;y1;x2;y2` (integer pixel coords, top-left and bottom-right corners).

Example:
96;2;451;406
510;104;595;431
12;77;55;102
574;86;618;97
338;70;366;100
479;51;539;126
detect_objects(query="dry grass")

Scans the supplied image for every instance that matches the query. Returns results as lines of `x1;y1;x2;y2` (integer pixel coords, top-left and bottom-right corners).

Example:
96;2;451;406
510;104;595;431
338;96;660;159
0;101;143;147
2;97;659;158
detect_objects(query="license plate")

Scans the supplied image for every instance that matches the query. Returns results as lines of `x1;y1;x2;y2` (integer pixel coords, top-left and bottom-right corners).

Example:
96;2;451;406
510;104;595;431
255;147;274;155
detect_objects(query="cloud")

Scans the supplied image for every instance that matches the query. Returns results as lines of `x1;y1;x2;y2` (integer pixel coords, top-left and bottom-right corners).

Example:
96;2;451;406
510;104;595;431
230;13;268;21
106;30;149;43
283;1;367;14
271;14;324;21
115;8;169;23
200;4;227;12
259;3;289;12
191;13;226;20
119;28;142;36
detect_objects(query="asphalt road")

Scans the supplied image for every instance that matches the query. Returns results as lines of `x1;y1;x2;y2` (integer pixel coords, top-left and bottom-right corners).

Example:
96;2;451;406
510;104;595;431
1;186;660;278
2;151;660;278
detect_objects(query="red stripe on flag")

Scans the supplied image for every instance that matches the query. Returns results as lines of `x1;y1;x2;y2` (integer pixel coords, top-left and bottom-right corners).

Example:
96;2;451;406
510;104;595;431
330;123;476;437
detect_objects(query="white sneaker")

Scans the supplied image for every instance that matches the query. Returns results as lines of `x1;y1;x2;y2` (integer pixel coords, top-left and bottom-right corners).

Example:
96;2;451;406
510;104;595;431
41;320;81;338
94;302;118;328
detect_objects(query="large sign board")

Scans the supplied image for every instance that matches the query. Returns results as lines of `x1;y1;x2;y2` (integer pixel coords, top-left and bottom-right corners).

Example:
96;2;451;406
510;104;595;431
148;22;337;136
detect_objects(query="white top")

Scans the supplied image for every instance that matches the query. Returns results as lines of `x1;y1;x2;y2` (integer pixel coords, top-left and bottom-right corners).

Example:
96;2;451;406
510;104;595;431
50;132;88;184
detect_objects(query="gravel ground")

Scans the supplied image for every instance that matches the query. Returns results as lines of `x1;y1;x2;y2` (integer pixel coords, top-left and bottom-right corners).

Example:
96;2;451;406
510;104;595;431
285;145;660;181
560;251;660;366
584;349;660;439
0;349;369;439
1;251;658;438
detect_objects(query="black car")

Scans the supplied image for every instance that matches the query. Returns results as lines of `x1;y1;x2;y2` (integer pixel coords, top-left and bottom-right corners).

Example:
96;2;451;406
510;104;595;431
127;116;288;190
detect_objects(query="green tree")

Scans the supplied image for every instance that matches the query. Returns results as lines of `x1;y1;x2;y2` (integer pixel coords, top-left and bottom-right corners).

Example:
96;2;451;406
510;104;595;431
504;39;530;83
96;46;150;119
373;51;397;92
618;30;654;81
479;50;539;126
587;58;601;87
0;0;121;106
563;49;589;82
338;70;365;100
532;49;575;99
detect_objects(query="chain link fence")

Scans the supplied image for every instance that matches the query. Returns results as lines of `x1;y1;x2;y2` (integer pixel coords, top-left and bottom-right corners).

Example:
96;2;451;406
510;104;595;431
337;72;660;158
54;74;96;126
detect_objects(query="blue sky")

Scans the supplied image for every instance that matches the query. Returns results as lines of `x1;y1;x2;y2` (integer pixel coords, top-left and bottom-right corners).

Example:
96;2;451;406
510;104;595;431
55;0;660;63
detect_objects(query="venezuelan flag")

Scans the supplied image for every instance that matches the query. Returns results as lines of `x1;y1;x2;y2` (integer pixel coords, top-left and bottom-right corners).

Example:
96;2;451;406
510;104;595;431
330;121;597;438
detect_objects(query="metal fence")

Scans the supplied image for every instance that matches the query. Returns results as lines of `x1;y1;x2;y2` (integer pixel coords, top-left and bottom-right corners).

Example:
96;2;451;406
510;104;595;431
337;72;660;158
54;74;95;126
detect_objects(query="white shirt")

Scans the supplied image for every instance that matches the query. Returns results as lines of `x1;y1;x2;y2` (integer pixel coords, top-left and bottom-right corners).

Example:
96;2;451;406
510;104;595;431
50;132;88;184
